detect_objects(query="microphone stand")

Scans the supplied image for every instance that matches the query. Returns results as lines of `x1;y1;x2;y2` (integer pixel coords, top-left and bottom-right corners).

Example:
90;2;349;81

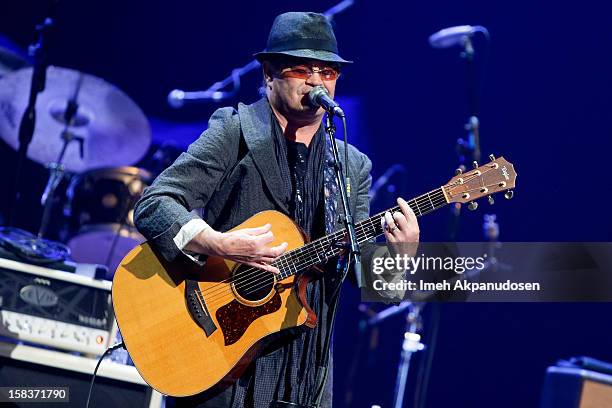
8;14;56;226
167;0;355;107
359;301;425;408
449;35;482;240
324;112;362;287
310;110;361;408
393;303;425;408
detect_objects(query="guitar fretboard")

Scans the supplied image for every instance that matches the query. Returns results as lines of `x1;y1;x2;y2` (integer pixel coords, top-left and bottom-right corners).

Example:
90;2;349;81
274;187;448;278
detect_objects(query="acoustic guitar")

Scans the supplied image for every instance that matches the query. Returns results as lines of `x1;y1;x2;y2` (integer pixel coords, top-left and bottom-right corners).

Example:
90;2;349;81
112;156;517;396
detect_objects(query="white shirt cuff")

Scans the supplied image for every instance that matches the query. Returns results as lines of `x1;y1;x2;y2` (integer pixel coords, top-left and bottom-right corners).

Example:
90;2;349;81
173;218;210;264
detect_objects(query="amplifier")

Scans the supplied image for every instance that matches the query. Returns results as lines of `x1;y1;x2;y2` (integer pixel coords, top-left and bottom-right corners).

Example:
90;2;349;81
0;256;117;355
541;366;612;408
0;341;162;407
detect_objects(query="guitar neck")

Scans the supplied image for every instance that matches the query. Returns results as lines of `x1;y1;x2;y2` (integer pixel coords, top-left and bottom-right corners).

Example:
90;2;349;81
274;187;448;279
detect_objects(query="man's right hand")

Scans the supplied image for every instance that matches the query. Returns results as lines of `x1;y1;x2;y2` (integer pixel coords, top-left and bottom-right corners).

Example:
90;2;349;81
185;223;288;274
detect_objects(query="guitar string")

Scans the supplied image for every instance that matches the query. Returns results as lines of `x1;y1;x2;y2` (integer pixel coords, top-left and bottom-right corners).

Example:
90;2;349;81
196;175;502;306
193;167;503;303
194;175;499;306
195;190;448;302
195;188;449;301
199;177;508;306
199;199;448;308
199;194;451;306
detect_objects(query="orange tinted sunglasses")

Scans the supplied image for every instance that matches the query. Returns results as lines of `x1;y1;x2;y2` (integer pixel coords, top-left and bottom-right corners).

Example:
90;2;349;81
279;65;340;81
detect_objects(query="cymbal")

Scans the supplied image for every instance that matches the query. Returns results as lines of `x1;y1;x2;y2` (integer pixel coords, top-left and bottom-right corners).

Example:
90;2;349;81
0;46;30;76
0;36;31;76
0;66;151;172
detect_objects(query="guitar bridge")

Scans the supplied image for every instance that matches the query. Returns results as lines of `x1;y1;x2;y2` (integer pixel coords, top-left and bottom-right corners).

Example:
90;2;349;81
185;280;217;337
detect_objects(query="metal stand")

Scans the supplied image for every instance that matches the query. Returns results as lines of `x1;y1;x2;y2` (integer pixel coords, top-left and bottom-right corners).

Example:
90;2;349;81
38;74;85;238
449;36;482;240
393;303;425;408
360;301;426;408
167;0;354;107
8;12;56;226
324;113;362;286
310;112;361;408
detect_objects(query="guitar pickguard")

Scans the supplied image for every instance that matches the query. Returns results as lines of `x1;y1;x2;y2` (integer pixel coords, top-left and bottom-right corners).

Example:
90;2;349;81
216;293;282;346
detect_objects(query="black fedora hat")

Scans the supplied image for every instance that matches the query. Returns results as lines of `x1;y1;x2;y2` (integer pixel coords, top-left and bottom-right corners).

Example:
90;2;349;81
254;12;352;64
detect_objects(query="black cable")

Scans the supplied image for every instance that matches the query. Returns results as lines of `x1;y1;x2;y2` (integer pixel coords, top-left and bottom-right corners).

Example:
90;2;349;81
85;342;125;408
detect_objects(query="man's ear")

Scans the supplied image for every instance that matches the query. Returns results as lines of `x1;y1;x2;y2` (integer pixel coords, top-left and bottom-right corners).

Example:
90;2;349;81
262;62;274;84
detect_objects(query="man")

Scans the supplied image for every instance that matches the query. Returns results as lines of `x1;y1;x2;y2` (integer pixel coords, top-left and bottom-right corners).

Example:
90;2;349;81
134;11;419;408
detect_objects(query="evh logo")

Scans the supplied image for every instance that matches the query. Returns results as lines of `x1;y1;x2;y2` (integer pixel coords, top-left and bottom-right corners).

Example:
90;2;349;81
501;166;510;180
19;285;58;307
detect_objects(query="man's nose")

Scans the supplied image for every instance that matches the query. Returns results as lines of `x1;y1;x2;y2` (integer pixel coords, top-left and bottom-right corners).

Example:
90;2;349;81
305;72;324;87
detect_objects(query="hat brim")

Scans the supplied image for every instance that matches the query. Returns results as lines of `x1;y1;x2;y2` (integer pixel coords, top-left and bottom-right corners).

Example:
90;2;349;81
254;49;352;64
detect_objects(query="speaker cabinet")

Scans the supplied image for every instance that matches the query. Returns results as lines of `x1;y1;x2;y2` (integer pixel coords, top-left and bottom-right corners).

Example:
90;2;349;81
541;366;612;408
0;341;162;408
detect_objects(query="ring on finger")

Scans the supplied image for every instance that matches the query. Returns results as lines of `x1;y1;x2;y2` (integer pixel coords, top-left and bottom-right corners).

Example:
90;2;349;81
385;222;397;233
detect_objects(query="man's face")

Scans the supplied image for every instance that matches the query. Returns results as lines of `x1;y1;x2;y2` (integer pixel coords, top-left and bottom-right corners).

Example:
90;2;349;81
264;57;340;120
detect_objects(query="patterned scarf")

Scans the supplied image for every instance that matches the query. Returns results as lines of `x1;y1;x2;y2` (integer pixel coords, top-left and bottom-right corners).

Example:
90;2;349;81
271;114;327;237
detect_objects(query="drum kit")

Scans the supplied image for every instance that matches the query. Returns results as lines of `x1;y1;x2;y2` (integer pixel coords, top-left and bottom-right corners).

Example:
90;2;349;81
0;41;156;277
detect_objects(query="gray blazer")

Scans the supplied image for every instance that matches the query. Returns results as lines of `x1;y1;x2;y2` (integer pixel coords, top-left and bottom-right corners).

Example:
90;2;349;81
134;97;373;263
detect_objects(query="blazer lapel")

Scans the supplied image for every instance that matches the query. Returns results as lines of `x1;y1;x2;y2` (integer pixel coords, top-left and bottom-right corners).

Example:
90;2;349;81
238;98;290;214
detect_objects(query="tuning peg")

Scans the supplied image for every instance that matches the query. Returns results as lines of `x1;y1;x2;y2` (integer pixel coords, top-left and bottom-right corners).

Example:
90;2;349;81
468;201;478;211
489;154;496;161
488;195;494;205
455;168;463;176
504;190;514;200
472;161;479;169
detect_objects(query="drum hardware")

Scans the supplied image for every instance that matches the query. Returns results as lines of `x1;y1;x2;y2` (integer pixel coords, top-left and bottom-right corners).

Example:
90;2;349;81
38;73;85;238
0;66;151;174
63;167;151;276
0;63;151;263
100;174;142;275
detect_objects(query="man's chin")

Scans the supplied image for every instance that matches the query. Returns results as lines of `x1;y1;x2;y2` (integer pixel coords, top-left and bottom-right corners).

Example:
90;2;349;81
301;103;326;115
291;104;319;116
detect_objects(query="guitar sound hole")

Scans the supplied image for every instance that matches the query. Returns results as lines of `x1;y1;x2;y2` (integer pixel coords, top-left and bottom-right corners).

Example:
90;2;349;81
232;264;275;302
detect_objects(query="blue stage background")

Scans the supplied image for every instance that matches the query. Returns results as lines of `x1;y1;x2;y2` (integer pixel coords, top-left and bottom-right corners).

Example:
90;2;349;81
1;1;611;406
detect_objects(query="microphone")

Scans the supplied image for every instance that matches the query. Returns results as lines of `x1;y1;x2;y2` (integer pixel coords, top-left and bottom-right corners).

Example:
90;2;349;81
428;25;489;49
167;89;227;109
167;89;185;108
308;86;345;117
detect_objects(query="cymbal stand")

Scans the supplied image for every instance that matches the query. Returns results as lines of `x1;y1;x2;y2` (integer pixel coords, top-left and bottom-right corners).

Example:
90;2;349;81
38;74;85;238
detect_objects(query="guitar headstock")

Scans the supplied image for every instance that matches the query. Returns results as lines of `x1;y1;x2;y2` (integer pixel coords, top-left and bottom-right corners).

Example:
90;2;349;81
444;155;517;208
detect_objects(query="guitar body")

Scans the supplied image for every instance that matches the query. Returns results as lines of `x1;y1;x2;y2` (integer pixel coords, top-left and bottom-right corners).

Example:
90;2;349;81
112;210;316;397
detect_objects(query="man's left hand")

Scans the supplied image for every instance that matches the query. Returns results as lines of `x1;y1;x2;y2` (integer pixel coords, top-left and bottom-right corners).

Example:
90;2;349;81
381;197;420;255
